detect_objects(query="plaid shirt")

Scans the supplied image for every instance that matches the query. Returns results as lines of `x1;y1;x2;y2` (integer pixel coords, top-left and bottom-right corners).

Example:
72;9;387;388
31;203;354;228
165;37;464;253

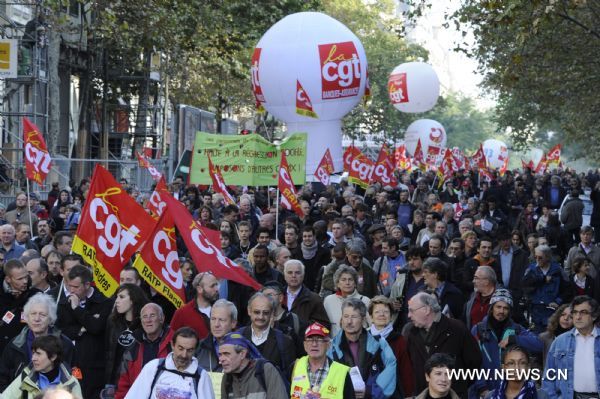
307;358;330;391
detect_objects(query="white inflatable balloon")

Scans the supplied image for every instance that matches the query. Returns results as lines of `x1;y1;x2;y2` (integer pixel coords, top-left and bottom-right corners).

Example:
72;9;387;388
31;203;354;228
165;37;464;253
483;139;509;169
251;12;368;176
404;119;447;156
388;62;440;113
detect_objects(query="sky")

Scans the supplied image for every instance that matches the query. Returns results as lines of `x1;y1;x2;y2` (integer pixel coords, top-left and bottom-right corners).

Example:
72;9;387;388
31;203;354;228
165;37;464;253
401;1;496;110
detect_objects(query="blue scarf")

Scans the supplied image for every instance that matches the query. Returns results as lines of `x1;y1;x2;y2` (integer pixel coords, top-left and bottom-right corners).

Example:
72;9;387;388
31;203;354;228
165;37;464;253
491;380;537;399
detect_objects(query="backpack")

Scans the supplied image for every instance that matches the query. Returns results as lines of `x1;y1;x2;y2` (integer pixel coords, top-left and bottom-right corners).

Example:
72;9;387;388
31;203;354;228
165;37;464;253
253;358;291;394
148;358;203;398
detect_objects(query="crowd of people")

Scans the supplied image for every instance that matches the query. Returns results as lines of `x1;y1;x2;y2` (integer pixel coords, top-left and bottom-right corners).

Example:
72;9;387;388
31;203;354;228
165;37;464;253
1;165;600;398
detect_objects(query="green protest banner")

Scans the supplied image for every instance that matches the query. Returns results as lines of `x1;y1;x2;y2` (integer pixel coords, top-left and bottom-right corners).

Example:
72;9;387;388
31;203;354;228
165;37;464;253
189;132;307;186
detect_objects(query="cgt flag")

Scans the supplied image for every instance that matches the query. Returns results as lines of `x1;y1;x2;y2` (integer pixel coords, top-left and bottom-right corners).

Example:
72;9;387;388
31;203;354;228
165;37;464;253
278;150;304;218
296;80;318;119
546;144;561;167
147;177;169;218
371;143;397;186
413;139;426;171
23;117;51;184
136;151;163;182
208;154;236;205
72;165;156;297
163;193;262;290
314;149;334;186
133;210;186;308
471;143;487;169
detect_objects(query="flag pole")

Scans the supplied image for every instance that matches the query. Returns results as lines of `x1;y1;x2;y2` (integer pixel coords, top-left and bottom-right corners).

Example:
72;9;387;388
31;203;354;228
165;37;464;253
275;188;280;242
25;178;34;236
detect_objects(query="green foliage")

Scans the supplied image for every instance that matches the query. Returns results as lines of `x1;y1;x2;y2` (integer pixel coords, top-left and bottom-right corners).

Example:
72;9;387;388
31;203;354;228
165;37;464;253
450;0;600;160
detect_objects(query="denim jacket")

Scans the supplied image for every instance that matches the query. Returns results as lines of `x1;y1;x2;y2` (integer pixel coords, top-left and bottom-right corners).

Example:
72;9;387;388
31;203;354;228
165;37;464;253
542;327;600;399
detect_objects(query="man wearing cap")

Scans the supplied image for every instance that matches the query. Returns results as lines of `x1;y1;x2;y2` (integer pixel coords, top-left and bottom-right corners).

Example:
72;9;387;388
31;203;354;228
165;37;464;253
219;332;288;399
290;322;355;399
470;288;543;398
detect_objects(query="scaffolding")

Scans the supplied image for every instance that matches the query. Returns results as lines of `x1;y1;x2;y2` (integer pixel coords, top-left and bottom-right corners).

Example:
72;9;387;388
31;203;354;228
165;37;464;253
0;1;49;193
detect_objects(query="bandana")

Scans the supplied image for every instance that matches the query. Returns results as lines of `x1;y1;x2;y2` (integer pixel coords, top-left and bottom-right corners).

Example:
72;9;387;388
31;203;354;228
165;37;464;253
220;332;263;359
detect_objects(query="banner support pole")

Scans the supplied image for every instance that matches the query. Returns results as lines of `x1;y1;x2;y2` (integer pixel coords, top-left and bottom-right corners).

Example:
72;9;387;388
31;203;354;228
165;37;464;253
275;188;280;242
25;178;34;236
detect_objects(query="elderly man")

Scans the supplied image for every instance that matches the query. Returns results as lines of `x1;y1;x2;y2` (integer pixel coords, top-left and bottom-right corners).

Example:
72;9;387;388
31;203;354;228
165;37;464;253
522;244;565;333
464;266;498;330
219;332;288;398
329;297;397;398
565;225;600;278
284;259;330;328
5;192;38;235
290;322;355;399
170;272;216;340
115;303;174;399
543;295;600;399
124;327;214;399
196;299;238;373
405;292;481;398
237;292;296;377
0;224;25;261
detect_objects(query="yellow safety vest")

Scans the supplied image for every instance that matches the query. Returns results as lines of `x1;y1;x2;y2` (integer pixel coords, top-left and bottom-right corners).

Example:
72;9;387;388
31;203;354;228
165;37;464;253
290;356;350;399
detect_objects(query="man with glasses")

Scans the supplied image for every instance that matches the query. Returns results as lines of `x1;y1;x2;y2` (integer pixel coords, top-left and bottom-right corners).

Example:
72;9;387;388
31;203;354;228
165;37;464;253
328;297;397;399
405;292;481;398
543;295;600;399
465;266;498;330
522;245;565;333
290;322;355;399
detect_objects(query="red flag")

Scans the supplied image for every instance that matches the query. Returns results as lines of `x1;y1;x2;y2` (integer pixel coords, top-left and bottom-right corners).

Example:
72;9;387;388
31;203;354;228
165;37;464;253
499;154;509;176
147;177;169;218
23;117;51;184
371;143;397;186
535;154;547;174
315;149;334;185
413;139;426;171
163;193;261;290
453;202;464;221
426;145;442;166
72;165;156;297
133;210;186;308
208;155;236;205
528;160;534;170
451;147;465;170
437;149;457;187
394;144;411;171
480;168;494;183
136;151;163;182
471;143;487;169
278;151;304;218
296;80;318;119
546;144;561;167
521;159;528;170
345;147;374;188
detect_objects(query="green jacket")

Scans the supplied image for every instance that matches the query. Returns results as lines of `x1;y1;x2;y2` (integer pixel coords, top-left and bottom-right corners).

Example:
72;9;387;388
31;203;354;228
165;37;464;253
1;363;82;399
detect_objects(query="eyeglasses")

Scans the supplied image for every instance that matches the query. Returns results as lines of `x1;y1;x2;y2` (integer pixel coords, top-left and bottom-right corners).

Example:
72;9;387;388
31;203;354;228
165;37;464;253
408;305;426;314
504;360;529;367
305;337;328;344
572;309;592;316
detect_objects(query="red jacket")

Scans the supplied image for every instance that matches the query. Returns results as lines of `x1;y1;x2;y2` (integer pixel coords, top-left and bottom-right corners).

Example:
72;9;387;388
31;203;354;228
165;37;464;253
115;328;174;399
169;300;210;340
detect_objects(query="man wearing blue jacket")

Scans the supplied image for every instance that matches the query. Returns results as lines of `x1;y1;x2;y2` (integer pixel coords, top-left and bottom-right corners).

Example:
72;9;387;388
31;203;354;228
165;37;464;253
543;295;600;399
328;297;397;399
522;245;566;333
471;288;543;398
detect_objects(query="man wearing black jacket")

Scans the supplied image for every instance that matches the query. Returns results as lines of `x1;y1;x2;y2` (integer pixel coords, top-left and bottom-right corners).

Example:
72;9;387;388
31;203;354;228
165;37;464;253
56;265;113;399
299;226;331;291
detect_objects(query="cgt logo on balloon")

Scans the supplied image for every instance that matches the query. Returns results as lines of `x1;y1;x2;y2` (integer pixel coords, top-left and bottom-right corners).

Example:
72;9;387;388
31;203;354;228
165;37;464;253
388;73;409;104
319;41;362;99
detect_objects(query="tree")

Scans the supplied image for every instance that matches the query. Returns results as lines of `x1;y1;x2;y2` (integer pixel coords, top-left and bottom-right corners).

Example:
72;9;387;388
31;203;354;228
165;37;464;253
322;0;428;142
445;0;600;160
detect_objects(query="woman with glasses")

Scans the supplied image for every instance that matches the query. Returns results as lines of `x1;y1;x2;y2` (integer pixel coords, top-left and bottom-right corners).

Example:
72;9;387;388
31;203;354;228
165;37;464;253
485;345;548;399
368;295;414;397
